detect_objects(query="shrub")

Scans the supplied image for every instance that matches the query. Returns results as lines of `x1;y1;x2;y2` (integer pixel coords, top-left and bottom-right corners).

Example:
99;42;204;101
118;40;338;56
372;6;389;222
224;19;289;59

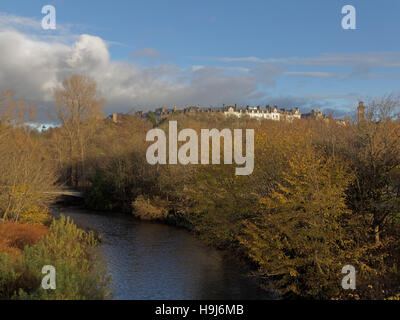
132;195;168;220
19;206;52;226
0;222;48;254
84;170;119;211
0;216;110;300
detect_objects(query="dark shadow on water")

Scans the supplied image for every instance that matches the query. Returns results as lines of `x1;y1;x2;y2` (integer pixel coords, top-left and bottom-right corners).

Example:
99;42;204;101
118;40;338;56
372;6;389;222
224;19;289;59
53;206;276;300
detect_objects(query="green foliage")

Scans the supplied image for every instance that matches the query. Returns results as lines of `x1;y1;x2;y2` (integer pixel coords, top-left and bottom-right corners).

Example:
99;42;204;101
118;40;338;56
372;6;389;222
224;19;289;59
0;216;110;300
185;165;258;248
85;170;120;211
85;151;159;213
147;112;157;127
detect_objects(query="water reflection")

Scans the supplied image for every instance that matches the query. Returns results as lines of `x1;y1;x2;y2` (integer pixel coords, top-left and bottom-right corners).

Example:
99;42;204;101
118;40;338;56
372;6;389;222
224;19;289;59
55;207;274;300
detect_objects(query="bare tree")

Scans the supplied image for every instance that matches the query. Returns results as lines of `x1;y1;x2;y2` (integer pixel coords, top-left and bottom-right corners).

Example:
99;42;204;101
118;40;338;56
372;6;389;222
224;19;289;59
365;94;400;122
54;75;105;187
0;89;35;138
347;95;400;244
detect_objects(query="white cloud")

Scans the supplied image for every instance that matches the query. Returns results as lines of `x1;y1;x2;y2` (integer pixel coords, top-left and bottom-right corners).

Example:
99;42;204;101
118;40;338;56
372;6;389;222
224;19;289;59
0;12;42;31
0;11;79;41
215;52;400;68
0;30;70;102
0;28;269;118
283;71;347;79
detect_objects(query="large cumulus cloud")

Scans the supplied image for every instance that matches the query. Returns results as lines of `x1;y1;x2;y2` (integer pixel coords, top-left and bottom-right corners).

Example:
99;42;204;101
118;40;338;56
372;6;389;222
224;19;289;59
0;30;268;118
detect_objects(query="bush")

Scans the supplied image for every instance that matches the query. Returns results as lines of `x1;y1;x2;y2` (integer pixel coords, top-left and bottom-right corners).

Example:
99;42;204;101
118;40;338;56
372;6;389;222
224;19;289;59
0;216;110;300
0;222;48;255
19;206;52;226
132;195;168;221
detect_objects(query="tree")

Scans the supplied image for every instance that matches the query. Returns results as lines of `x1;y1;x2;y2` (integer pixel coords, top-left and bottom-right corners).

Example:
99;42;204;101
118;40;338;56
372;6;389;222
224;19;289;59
345;97;400;244
0;90;56;222
0;89;35;138
366;94;400;122
54;75;105;187
239;138;354;298
184;164;257;248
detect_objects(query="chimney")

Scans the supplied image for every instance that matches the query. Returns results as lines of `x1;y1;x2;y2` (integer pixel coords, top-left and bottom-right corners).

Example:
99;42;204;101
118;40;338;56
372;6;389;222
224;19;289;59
112;113;118;123
358;101;365;123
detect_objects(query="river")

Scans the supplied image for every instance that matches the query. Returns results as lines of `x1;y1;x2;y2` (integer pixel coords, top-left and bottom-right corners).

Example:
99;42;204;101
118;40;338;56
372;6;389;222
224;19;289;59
54;206;275;300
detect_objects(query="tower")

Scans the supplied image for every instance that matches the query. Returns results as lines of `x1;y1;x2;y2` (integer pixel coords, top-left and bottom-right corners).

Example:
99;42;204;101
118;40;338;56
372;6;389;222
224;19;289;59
357;101;365;123
112;113;118;123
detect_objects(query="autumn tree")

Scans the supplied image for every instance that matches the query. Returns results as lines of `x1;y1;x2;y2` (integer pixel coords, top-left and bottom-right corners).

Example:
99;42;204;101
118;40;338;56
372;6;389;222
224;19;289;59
345;96;400;244
0;89;35;136
54;75;105;187
0;90;56;222
184;164;258;248
83;114;156;212
239;135;354;298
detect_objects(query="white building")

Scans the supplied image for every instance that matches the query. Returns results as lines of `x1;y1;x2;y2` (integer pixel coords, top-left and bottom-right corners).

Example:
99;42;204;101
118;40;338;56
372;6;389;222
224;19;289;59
224;105;300;122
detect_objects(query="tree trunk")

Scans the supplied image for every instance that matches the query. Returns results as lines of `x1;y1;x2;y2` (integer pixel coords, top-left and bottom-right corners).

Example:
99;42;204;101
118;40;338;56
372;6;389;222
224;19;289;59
374;224;380;245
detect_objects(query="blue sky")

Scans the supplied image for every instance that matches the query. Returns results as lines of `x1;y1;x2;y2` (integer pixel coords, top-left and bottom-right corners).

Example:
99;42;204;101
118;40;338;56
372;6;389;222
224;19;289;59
1;0;400;118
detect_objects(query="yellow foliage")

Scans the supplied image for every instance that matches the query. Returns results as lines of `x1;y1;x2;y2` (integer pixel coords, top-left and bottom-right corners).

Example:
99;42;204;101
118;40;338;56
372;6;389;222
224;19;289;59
19;206;52;226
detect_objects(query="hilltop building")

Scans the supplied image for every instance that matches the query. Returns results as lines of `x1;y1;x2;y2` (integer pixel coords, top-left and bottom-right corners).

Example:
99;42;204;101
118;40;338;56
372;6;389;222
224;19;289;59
108;102;362;126
302;109;323;119
223;104;301;122
358;101;365;123
135;104;302;123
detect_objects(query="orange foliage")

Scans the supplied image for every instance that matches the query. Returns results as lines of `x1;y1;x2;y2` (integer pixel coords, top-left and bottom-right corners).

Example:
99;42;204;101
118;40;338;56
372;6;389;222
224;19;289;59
0;222;48;256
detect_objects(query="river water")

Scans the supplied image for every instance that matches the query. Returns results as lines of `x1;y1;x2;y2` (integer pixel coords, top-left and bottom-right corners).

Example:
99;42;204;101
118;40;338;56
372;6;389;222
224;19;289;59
55;206;274;300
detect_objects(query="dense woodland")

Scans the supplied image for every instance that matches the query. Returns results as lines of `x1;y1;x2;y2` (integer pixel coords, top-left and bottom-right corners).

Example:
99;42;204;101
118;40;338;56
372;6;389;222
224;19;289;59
1;74;400;299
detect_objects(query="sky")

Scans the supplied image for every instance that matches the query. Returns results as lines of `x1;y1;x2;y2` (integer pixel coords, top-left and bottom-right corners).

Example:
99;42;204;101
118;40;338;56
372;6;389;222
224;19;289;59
0;0;400;120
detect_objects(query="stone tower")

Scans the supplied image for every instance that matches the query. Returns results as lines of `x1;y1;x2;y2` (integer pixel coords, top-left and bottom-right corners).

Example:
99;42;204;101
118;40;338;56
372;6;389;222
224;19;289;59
112;113;118;123
357;101;365;123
